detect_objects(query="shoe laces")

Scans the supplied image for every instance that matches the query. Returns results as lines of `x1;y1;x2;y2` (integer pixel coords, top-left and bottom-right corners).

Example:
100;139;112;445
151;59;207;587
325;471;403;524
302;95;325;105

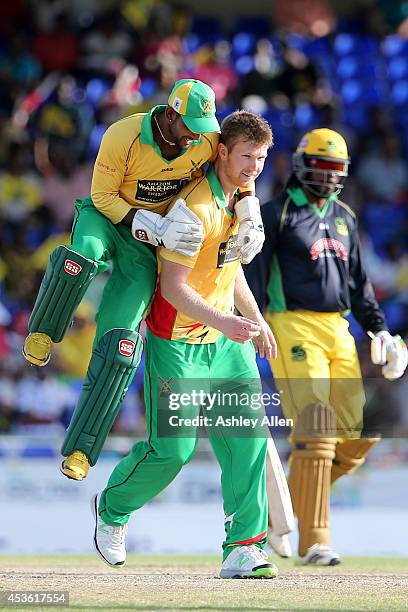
310;544;331;553
99;521;128;546
242;545;269;564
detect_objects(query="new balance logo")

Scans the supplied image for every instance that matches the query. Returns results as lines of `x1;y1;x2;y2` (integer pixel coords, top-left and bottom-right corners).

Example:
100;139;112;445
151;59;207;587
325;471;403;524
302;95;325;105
235;554;248;568
118;340;135;357
64;260;82;276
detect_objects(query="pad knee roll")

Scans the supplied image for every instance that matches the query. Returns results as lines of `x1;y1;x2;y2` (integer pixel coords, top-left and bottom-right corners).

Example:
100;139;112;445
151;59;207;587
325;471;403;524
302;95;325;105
29;246;98;342
331;437;380;484
293;402;337;438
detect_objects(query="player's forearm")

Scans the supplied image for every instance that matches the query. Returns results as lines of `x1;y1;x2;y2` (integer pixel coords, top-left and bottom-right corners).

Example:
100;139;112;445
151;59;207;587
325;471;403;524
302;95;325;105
121;209;135;228
160;278;227;331
91;188;134;224
234;266;263;322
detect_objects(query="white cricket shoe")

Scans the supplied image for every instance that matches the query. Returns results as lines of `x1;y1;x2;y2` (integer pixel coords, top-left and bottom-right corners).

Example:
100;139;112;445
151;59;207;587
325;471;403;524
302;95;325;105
220;545;278;579
298;543;341;566
91;493;127;567
267;531;293;558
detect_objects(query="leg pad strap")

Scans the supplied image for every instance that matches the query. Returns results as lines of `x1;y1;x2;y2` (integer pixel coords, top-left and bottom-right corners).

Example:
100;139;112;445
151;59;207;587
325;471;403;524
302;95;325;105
331;437;380;484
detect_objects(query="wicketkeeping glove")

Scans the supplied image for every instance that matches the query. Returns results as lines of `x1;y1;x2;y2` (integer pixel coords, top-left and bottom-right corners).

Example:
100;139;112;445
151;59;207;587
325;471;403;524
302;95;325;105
370;330;408;380
131;199;204;256
235;196;265;264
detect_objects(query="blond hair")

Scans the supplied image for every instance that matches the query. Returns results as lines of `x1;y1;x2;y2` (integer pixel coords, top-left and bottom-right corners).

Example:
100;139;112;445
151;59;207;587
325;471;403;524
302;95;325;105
220;110;273;151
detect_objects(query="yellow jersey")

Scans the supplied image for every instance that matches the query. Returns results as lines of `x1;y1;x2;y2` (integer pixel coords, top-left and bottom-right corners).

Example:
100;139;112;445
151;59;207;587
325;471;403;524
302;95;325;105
146;164;240;343
91;105;219;224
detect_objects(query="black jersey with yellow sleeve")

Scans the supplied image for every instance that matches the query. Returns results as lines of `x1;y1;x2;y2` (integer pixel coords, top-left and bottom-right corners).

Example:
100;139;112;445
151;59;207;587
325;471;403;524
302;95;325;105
245;176;387;334
91;105;219;224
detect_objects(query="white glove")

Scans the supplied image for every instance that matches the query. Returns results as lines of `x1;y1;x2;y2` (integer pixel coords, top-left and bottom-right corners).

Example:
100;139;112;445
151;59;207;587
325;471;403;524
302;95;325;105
370;330;408;380
235;196;265;264
131;199;204;256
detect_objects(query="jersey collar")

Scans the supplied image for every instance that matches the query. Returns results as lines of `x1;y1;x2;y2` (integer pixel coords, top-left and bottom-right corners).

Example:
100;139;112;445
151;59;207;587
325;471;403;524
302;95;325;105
140;105;166;145
287;185;337;218
206;163;229;209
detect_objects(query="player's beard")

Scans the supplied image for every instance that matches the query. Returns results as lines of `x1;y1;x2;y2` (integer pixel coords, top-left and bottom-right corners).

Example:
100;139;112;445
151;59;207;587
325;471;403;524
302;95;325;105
169;122;197;150
224;160;256;190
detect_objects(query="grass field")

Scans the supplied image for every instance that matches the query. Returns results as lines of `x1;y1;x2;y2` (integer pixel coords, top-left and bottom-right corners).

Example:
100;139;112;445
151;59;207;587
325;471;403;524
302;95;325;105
1;554;408;611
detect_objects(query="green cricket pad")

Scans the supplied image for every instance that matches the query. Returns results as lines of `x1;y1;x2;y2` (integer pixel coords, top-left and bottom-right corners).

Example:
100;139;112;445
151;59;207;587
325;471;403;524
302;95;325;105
61;328;143;465
29;246;98;342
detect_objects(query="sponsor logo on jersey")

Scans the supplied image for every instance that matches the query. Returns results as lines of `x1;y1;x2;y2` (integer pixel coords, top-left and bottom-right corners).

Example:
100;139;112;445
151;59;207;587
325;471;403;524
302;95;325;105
136;179;188;203
190;159;203;173
310;238;348;261
335;217;349;236
118;339;135;357
64;260;82;275
291;345;306;361
217;234;239;268
96;160;116;174
134;229;149;241
161;167;174;172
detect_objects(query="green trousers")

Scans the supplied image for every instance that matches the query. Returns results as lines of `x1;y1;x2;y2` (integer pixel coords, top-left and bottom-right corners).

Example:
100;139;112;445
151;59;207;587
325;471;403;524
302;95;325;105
71;197;157;343
99;330;268;552
60;197;157;463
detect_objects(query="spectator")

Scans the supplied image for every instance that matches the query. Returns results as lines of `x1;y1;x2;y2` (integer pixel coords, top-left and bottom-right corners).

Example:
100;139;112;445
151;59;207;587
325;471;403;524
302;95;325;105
80;12;133;77
38;141;93;230
356;132;408;202
30;75;95;160
0;142;43;224
190;43;239;104
32;13;79;74
13;367;76;433
53;300;96;379
273;0;336;37
0;33;42;96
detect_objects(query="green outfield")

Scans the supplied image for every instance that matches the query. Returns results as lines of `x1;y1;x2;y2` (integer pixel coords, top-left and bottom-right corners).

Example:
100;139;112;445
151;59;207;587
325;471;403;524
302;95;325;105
1;555;408;611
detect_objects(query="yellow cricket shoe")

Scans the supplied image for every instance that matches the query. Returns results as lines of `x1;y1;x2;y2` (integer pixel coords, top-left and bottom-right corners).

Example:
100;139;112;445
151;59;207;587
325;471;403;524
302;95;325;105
61;450;90;481
22;332;52;366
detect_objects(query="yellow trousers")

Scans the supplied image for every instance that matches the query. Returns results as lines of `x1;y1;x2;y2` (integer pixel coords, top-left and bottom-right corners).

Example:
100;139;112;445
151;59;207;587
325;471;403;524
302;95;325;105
266;310;375;555
266;311;365;438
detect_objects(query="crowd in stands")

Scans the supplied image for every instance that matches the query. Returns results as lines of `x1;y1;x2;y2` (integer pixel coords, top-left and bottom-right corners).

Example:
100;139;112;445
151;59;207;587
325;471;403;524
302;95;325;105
1;0;408;436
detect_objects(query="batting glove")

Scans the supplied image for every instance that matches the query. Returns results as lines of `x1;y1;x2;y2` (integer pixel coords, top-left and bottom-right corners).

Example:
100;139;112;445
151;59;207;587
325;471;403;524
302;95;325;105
235;196;265;264
132;199;204;257
370;330;408;380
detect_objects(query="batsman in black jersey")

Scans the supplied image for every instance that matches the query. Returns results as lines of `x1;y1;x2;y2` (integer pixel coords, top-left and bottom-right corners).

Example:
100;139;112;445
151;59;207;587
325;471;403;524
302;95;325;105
245;128;407;565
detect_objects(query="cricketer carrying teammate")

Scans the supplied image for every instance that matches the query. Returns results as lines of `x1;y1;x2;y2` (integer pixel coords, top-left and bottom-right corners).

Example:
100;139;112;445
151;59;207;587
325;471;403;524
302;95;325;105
22;79;265;481
245;128;408;565
91;110;281;579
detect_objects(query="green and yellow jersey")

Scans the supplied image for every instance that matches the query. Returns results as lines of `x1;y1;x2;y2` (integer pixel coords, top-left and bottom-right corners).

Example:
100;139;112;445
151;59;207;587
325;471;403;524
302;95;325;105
146;164;240;343
91;105;219;224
